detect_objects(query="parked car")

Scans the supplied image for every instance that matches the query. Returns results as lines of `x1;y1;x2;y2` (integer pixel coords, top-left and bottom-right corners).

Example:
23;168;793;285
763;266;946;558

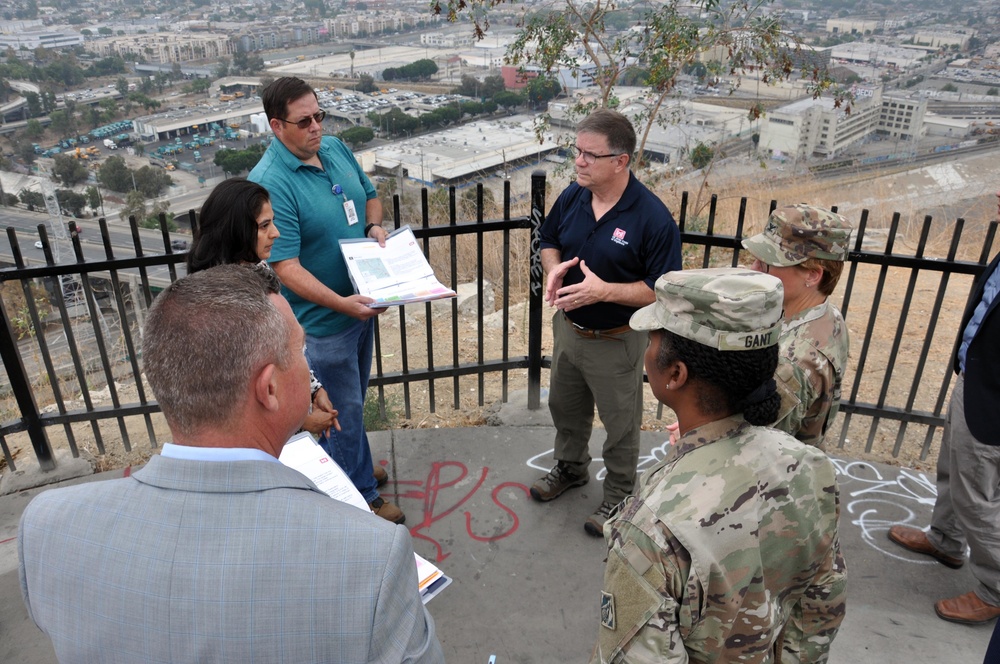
170;239;189;251
34;240;43;249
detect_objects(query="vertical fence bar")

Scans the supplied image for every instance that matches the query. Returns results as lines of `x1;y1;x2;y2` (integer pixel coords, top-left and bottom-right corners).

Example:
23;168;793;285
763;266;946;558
476;184;485;406
0;277;52;470
701;194;718;267
731;197;748;267
421;188;435;413
501;179;511;403
449;187;460;410
527;171;545;410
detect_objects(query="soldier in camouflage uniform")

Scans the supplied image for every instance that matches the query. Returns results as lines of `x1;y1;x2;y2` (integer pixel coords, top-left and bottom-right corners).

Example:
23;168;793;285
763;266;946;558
593;268;847;664
742;204;852;449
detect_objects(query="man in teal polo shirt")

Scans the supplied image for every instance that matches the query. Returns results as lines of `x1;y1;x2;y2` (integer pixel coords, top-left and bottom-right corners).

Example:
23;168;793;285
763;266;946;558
249;76;403;524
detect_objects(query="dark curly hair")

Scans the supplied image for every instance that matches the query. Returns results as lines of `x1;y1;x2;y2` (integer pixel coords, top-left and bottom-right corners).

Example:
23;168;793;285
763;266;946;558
186;178;272;274
655;329;780;425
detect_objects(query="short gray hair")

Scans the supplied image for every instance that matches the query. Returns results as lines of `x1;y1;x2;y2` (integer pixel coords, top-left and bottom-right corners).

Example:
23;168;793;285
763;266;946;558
576;109;636;160
142;265;289;437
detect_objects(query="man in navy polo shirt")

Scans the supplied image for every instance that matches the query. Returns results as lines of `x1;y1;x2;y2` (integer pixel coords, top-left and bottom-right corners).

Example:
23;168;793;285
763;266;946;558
249;77;404;525
533;108;681;535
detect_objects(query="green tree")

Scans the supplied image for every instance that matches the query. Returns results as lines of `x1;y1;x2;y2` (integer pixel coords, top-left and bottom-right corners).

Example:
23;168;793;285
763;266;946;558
24;90;41;117
987;87;999;96
98;155;134;193
115;75;129;97
525;76;561;109
15;140;37;166
356;73;376;94
187;78;211;95
52;154;89;186
85;185;101;212
494;90;523;111
215;57;230;78
24;119;43;139
127;92;161;112
213;143;267;175
690;142;713;169
48;109;75;137
142;200;176;231
120;189;146;223
940;83;958;92
56;188;87;216
132;165;172;197
436;0;846;165
338;126;375;147
19;189;44;210
454;74;482;98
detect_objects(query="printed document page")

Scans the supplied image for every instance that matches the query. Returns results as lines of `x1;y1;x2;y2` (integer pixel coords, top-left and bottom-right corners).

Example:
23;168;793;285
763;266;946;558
279;433;450;603
339;225;457;307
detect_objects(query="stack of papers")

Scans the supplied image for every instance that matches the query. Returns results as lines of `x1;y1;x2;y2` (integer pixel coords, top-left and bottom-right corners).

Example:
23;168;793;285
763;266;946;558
339;225;457;307
279;433;451;604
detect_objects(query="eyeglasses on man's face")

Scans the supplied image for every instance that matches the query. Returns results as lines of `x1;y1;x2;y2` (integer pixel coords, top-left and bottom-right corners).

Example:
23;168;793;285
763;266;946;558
570;145;621;165
278;110;326;130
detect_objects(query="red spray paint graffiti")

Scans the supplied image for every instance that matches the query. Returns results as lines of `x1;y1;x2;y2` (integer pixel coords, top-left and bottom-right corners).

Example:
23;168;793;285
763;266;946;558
380;460;530;562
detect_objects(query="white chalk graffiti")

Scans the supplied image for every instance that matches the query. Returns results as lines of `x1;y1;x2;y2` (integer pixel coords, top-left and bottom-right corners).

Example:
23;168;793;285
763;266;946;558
527;449;941;564
527;439;675;482
831;458;941;564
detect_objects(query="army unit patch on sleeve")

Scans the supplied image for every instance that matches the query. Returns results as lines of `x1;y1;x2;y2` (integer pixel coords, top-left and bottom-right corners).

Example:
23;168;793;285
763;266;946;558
601;591;616;630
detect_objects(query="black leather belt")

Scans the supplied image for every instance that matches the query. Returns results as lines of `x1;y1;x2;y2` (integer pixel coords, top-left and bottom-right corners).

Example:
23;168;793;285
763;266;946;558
567;317;632;340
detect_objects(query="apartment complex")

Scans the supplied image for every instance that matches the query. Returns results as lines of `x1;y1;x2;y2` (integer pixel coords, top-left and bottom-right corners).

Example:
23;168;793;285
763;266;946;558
86;33;234;64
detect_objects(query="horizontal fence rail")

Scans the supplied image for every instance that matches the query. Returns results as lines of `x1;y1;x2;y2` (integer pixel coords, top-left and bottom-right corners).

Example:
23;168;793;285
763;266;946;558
0;175;996;475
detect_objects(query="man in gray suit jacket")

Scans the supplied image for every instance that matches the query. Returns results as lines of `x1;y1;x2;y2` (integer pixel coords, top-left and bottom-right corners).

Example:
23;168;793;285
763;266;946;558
18;265;444;663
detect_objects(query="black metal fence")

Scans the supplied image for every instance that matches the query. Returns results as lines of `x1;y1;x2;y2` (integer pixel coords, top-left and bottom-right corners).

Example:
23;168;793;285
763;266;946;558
0;172;996;475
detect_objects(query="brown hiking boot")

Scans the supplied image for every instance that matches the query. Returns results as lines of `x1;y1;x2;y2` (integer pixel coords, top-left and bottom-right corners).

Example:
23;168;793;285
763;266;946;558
530;462;589;502
584;501;617;537
373;465;388;488
369;497;405;524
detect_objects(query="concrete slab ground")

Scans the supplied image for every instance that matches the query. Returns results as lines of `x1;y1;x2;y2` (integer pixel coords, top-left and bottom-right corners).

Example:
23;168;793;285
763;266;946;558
1;424;993;663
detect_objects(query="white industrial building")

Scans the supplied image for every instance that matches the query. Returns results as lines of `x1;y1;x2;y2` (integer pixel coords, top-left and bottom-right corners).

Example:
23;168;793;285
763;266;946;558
758;87;883;159
364;115;560;184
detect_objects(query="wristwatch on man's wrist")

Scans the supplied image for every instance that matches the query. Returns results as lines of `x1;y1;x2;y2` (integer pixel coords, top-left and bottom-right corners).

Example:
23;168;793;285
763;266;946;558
364;223;382;237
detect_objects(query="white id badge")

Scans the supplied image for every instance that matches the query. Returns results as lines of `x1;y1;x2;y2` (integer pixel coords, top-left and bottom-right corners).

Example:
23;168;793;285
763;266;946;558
344;199;359;225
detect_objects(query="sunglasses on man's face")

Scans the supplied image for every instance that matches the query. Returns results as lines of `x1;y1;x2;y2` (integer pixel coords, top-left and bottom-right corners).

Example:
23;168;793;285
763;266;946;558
278;110;326;130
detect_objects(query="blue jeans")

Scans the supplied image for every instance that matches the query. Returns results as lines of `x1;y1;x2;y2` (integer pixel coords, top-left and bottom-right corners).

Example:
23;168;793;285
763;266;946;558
306;318;378;502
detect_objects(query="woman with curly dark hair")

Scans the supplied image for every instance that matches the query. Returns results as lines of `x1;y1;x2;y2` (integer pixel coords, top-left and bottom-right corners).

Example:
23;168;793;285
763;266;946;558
186;178;344;441
593;268;847;664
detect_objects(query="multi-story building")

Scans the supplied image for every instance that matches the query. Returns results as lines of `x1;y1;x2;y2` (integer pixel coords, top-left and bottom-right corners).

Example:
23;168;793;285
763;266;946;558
877;94;927;140
759;87;882;159
0;29;83;51
912;31;972;50
86;33;234;64
420;32;473;48
826;18;881;35
326;11;420;38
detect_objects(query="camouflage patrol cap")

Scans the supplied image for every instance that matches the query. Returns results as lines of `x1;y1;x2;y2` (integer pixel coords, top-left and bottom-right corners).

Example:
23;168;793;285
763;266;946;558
630;268;784;351
741;204;852;267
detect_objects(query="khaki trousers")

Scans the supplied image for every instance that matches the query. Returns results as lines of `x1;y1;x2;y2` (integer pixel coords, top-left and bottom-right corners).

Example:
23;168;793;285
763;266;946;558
929;374;1000;605
548;310;646;504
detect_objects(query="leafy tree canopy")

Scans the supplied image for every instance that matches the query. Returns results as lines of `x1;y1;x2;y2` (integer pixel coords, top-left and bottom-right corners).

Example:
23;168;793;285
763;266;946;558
433;0;848;165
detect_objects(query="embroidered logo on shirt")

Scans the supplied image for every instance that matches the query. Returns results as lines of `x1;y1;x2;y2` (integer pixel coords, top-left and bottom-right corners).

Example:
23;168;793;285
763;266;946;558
611;228;628;247
601;591;616;629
